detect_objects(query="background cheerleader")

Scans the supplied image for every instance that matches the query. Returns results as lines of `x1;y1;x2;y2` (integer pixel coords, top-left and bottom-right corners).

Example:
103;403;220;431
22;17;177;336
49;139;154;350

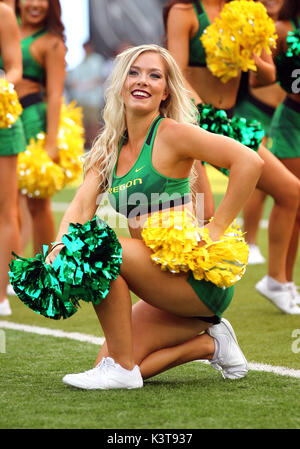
235;0;286;265
14;0;66;255
263;0;300;304
0;1;24;316
163;0;300;314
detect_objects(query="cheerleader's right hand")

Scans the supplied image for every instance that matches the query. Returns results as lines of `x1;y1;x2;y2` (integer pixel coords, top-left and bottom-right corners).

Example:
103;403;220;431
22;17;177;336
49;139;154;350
45;142;59;163
45;244;65;266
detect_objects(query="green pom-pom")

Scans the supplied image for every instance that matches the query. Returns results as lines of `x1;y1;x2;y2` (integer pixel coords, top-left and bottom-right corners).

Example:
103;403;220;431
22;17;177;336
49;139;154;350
9;217;122;320
9;247;78;320
231;116;264;151
276;29;300;93
197;104;235;137
286;29;300;58
197;104;264;177
53;217;122;305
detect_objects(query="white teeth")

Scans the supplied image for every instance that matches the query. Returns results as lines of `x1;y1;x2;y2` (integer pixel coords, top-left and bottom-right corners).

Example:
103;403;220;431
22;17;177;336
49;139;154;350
133;90;150;97
28;10;42;16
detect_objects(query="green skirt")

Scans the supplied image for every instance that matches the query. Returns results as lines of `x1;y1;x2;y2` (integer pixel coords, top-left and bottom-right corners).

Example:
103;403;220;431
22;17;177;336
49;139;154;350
267;97;300;159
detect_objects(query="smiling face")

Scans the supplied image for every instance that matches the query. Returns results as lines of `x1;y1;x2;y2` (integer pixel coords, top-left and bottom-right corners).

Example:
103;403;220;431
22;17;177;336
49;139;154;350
122;51;169;115
19;0;49;26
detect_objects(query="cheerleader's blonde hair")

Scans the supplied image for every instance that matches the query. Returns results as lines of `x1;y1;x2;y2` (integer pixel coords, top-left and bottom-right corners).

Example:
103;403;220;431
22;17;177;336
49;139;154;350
83;44;198;190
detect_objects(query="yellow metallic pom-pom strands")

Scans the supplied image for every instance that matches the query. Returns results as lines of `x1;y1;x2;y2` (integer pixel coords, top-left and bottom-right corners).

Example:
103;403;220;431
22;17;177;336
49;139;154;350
192;223;249;287
17;100;84;198
142;211;200;273
58;101;85;185
0;78;22;128
18;133;65;198
142;211;249;288
201;0;277;83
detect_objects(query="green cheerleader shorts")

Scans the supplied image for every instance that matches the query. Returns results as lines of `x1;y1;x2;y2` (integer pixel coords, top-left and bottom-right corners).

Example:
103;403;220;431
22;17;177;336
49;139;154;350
267;96;300;159
187;272;235;321
0;92;47;156
20;93;47;144
0;117;26;156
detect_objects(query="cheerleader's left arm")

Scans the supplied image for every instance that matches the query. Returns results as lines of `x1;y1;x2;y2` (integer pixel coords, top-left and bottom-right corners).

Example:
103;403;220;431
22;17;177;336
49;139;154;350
163;122;264;240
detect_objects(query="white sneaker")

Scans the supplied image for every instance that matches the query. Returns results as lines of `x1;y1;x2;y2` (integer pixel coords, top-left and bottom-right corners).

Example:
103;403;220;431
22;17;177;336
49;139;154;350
287;282;300;305
0;298;12;316
255;276;300;314
62;357;143;390
247;244;266;265
6;284;16;296
207;318;248;379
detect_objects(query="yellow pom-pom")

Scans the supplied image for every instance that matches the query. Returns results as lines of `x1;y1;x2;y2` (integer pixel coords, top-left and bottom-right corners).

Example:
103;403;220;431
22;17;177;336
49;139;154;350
142;211;200;273
201;0;277;82
18;133;65;198
0;78;22;128
17;99;85;198
57;100;85;186
142;211;249;288
192;221;249;287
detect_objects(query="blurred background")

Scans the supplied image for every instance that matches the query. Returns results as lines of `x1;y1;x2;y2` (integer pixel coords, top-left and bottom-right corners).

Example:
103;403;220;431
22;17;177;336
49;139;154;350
62;0;168;147
61;0;168;69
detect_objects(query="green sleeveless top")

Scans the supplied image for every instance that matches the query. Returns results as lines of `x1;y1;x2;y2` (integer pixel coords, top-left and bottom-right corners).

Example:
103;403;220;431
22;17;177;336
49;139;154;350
275;17;300;94
189;0;210;67
0;28;47;83
108;116;191;218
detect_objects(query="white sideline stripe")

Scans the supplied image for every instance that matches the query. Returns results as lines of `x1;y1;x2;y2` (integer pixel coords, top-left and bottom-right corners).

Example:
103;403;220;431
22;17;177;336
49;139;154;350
51;202;269;229
0;320;104;346
197;360;300;378
246;362;300;379
1;321;299;379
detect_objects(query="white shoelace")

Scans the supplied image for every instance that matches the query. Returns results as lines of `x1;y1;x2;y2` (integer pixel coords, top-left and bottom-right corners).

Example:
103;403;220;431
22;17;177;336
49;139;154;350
84;357;115;376
288;283;300;299
286;283;300;308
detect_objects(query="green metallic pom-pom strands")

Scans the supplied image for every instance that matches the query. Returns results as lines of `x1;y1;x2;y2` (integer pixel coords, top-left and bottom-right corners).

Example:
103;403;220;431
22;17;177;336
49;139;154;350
276;29;300;94
286;29;300;58
197;104;235;137
230;116;265;152
9;246;77;319
9;217;122;320
197;104;264;150
197;104;264;176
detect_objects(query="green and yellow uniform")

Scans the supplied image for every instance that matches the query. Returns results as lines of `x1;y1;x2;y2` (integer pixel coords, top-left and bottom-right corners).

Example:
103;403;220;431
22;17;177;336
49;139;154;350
109;116;234;322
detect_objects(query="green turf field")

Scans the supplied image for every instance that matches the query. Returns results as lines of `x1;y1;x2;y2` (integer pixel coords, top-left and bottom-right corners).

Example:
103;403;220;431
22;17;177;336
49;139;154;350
1;167;300;430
